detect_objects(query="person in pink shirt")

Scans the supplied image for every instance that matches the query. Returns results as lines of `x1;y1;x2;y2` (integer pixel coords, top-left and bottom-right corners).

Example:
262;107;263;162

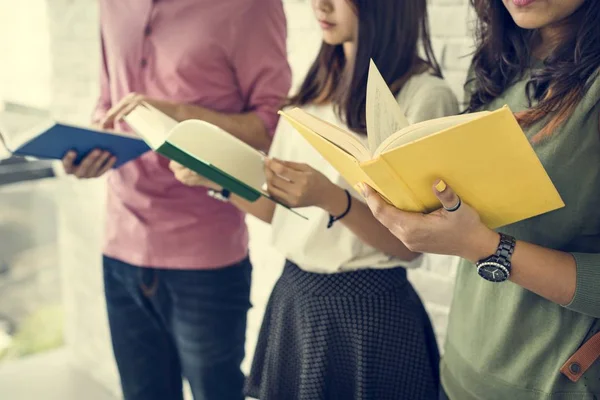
61;1;291;399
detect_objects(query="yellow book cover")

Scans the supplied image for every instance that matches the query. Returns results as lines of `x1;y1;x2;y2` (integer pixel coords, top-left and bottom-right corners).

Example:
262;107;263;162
278;61;564;229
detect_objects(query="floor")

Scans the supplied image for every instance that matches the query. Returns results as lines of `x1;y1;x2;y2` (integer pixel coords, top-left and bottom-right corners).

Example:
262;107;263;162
0;349;116;400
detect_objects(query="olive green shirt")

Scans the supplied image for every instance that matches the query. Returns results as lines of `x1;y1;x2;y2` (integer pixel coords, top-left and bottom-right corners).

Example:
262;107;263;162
442;68;600;399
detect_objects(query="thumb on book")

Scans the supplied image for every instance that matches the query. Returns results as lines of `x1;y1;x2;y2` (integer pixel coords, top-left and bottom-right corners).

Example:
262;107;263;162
433;179;460;210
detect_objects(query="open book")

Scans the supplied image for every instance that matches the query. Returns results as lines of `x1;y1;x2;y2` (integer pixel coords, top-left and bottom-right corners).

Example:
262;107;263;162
278;61;564;229
0;102;150;167
123;103;306;218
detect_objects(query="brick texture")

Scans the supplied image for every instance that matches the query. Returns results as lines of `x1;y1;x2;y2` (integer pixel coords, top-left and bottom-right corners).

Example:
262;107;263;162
0;0;475;396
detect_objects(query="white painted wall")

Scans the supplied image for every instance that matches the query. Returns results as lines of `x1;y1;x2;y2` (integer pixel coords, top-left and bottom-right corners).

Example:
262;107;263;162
0;0;475;396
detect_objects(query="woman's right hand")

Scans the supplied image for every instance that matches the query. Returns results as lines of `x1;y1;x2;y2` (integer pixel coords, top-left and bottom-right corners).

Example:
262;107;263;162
62;149;116;179
169;161;221;190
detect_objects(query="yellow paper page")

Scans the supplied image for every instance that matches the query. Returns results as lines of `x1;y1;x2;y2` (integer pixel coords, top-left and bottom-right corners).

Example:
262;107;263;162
279;109;371;161
279;113;382;193
374;107;564;228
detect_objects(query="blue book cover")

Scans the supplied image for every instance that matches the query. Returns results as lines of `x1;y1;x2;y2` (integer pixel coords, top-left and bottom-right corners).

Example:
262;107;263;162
0;103;150;168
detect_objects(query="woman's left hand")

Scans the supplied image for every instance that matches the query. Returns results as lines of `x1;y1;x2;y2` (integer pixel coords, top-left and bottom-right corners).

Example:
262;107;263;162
264;158;346;211
360;180;499;263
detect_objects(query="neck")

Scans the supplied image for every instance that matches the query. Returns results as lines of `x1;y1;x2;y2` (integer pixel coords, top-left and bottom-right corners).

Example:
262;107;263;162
343;41;356;65
535;10;579;59
535;26;564;58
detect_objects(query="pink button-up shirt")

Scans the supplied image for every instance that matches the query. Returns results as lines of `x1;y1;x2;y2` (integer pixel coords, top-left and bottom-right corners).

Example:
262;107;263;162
96;0;291;269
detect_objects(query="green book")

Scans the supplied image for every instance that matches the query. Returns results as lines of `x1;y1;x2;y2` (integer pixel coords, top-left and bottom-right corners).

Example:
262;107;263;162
123;103;306;218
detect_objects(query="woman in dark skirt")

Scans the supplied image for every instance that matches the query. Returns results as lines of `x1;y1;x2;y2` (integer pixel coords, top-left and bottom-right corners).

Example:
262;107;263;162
247;262;440;399
171;0;459;398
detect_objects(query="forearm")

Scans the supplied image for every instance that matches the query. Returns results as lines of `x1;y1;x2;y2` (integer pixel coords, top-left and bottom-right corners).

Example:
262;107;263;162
168;103;272;152
511;242;577;306
230;194;276;224
466;234;578;308
323;185;419;261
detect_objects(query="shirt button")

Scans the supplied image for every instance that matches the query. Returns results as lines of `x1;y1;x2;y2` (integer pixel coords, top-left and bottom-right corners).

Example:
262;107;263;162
144;26;152;36
569;362;581;374
140;59;148;68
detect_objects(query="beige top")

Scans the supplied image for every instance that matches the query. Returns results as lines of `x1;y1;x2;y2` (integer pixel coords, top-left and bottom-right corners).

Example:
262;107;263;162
270;71;459;273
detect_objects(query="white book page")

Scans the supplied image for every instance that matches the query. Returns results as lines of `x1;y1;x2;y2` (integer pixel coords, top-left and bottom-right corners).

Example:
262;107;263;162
139;102;178;131
167;120;267;192
366;60;410;153
123;105;171;150
0;102;54;152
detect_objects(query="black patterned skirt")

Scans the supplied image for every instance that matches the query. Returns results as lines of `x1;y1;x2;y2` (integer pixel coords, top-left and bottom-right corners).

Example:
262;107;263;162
245;261;440;400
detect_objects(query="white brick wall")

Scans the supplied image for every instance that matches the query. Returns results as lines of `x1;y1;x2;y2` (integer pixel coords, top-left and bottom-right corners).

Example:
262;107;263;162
0;0;475;396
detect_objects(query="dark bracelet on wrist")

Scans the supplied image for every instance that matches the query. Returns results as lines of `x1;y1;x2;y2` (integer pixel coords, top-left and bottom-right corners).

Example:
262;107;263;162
327;189;352;229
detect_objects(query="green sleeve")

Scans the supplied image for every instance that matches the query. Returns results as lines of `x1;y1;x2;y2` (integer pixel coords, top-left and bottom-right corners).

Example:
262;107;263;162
565;253;600;318
462;65;476;110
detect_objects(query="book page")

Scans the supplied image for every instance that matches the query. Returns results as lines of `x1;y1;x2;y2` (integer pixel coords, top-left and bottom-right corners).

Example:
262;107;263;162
166;120;267;192
279;108;371;162
140;102;178;132
371;106;564;229
123;104;172;149
366;60;410;152
0;102;54;152
374;112;489;156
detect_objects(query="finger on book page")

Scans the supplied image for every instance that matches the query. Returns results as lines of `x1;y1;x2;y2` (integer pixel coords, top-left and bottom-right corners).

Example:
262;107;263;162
272;158;309;171
265;164;295;191
266;184;293;207
265;158;301;182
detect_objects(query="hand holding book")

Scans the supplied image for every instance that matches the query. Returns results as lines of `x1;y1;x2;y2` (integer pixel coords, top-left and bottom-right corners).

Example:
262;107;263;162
170;155;344;215
278;60;565;229
99;93;179;131
359;180;499;263
169;161;222;191
263;158;348;214
62;148;116;179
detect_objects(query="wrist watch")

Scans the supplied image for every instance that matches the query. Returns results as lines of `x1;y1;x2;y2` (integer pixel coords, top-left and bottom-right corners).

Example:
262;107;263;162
476;233;516;283
207;188;231;202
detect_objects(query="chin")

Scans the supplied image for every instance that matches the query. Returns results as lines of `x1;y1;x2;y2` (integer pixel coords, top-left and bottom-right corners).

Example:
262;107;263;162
321;33;344;46
510;14;548;29
507;7;553;29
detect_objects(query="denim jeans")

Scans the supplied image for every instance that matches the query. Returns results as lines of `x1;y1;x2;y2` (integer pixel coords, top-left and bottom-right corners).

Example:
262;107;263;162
103;255;252;400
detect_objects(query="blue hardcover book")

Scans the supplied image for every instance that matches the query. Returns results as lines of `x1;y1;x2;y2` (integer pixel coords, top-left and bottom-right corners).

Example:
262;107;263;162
0;102;150;167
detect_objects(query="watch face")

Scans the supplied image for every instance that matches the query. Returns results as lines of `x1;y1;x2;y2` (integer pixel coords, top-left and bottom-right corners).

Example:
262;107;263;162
477;260;510;283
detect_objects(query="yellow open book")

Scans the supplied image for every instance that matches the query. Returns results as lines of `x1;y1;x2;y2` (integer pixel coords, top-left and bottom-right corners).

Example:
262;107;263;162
278;61;564;229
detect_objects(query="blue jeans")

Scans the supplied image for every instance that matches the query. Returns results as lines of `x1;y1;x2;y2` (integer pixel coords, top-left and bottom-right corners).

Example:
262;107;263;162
103;256;252;400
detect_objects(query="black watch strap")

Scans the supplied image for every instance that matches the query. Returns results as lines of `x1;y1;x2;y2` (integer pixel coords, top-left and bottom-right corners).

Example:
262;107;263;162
495;233;516;263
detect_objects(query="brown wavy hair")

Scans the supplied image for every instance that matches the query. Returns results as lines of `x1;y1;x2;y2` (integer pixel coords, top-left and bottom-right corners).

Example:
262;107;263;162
466;0;600;141
287;0;441;135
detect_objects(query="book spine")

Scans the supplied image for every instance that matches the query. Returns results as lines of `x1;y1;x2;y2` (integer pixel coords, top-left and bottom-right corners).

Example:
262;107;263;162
361;157;425;213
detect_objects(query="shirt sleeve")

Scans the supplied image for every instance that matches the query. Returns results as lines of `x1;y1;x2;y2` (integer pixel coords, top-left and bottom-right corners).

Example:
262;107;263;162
565;253;600;317
91;29;112;124
404;80;460;124
229;0;292;136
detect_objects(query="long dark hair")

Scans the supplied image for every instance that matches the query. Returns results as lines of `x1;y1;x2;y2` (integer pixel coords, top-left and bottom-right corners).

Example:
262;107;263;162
288;0;441;135
467;0;600;141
